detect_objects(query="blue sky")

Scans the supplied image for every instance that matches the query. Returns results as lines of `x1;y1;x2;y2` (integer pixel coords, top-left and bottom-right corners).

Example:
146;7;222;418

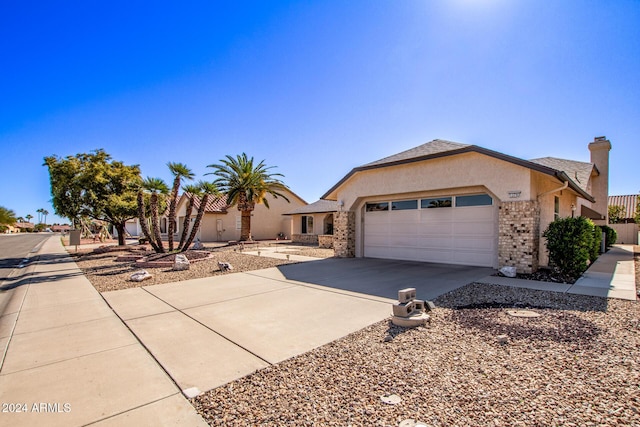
1;0;639;224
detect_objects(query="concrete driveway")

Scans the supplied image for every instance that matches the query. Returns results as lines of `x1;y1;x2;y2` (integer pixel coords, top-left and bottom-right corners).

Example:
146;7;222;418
103;258;493;398
276;257;495;300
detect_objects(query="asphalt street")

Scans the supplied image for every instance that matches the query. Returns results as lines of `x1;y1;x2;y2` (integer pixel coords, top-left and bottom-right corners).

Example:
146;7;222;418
0;233;50;283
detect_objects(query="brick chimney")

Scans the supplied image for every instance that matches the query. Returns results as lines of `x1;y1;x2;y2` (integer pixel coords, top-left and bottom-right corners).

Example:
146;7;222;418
588;136;611;224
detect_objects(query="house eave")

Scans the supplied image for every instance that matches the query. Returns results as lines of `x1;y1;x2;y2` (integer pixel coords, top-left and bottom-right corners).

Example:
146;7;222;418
322;144;596;202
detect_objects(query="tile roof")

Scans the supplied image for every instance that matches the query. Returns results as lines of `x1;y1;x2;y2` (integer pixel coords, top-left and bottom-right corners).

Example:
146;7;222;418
608;194;639;219
284;199;340;215
529;157;594;192
179;193;230;213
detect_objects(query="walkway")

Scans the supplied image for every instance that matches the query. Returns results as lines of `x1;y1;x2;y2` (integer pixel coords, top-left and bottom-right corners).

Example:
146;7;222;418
0;237;207;427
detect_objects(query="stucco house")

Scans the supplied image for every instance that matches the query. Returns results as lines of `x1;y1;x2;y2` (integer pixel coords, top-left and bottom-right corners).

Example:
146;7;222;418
317;137;611;273
284;199;340;248
125;188;307;242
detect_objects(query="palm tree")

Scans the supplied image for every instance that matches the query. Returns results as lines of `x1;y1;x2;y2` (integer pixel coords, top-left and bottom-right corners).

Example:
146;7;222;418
137;185;160;252
25;214;33;223
182;181;219;251
177;184;200;251
36;208;43;224
137;177;169;253
0;206;17;226
207;153;289;241
42;209;49;226
167;162;194;251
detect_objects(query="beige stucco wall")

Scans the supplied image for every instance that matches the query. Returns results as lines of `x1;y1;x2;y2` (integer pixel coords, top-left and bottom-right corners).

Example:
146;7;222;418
328;152;593;268
290;212;334;237
328;152;532;211
175;190;306;242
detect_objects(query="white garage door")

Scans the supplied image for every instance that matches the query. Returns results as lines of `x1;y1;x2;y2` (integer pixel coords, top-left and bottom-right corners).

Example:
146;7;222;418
364;194;497;267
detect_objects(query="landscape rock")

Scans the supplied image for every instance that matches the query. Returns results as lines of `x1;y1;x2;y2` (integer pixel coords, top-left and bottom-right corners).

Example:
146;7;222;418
218;261;233;272
192;238;204;250
499;266;517;277
173;254;190;271
130;270;153;282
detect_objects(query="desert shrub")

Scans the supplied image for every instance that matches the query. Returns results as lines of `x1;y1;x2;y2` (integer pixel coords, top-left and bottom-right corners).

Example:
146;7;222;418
590;225;602;262
600;225;617;248
543;216;596;279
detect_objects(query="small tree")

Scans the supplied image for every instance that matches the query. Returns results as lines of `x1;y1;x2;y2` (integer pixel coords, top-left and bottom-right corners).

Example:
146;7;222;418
635;195;640;226
608;205;625;224
44;150;141;245
543;216;595;279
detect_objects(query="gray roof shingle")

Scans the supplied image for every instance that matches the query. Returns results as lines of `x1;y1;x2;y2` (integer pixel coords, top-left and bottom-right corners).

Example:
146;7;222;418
529;157;594;192
363;139;470;167
285;199;339;215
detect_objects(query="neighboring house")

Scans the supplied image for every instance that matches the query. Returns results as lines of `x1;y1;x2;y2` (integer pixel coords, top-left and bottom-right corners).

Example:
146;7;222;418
608;194;639;244
13;222;35;233
284;200;340;248
50;224;71;233
320;137;611;273
124;188;307;242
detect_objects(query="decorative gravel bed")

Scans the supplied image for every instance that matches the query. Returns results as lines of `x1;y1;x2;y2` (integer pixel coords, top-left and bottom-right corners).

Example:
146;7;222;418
70;248;299;293
70;243;638;425
192;283;640;427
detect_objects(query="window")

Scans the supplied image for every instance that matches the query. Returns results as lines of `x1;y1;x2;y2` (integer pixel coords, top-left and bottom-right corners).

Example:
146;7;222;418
366;202;389;212
301;215;314;234
235;216;241;230
554;196;560;220
455;194;492;207
392;200;418;210
421;197;452;208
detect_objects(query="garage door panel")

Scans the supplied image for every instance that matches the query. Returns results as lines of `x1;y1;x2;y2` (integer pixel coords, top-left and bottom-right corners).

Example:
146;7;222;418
365;234;388;246
419;223;453;235
388;223;418;234
365;198;497;267
453;250;494;266
454;236;494;250
388;235;420;247
416;236;453;249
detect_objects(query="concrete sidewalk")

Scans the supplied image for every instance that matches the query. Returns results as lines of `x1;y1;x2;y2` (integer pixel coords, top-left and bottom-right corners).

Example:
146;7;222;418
0;237;634;426
102;268;393;398
0;236;207;427
479;244;637;301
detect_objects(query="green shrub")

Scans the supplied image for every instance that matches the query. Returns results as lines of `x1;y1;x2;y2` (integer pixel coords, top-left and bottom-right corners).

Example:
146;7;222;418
590;225;602;262
600;225;617;248
543;216;596;279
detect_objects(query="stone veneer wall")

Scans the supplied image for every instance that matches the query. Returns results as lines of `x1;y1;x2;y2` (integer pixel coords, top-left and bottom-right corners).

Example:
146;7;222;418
291;234;319;244
498;200;540;274
333;211;355;257
318;235;334;249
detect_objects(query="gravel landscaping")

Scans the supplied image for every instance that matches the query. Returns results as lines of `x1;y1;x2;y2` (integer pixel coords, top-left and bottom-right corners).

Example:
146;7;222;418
192;283;640;427
69;242;639;426
70;243;334;293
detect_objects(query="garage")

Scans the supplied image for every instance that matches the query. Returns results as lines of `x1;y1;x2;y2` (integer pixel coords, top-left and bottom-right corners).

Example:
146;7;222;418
363;193;497;267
